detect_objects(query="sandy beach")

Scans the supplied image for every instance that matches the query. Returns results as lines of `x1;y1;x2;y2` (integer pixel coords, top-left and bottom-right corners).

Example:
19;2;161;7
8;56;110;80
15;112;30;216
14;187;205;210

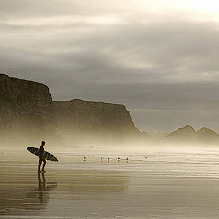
1;146;219;219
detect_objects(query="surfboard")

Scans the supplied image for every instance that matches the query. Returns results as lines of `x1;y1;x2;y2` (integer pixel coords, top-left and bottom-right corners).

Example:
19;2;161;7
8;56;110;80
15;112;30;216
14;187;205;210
27;147;58;162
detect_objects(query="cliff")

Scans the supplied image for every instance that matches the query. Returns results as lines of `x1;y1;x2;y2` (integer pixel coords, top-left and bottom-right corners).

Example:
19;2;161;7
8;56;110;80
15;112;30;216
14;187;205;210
53;99;139;145
0;74;141;146
0;74;56;145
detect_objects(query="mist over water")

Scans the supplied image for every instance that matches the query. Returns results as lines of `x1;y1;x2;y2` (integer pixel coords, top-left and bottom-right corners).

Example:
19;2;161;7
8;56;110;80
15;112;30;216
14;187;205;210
1;143;219;218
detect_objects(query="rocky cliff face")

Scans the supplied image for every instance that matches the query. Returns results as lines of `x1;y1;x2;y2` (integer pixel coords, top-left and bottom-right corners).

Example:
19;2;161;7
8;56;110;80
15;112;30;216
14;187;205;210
0;74;56;145
0;74;140;146
53;99;139;145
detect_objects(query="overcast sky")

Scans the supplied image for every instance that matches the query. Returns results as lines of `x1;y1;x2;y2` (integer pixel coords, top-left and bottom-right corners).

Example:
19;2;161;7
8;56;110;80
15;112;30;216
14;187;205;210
1;0;219;132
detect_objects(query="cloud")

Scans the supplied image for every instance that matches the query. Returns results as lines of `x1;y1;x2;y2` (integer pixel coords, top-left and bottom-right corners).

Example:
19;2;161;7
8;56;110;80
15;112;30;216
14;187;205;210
1;0;219;131
1;0;219;25
1;19;219;85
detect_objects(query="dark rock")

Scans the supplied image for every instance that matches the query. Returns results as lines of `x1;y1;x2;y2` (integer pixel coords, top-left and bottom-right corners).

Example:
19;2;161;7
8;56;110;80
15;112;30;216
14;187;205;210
167;125;219;144
196;127;219;143
0;74;140;146
53;99;139;145
167;125;196;139
0;74;57;145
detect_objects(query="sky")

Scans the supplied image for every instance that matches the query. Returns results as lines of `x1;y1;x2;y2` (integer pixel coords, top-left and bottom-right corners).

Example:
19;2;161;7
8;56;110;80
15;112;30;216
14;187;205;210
1;0;219;132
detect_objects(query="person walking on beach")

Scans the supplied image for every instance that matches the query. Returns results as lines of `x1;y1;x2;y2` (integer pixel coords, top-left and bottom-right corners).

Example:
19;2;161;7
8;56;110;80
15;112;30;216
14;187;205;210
38;141;46;172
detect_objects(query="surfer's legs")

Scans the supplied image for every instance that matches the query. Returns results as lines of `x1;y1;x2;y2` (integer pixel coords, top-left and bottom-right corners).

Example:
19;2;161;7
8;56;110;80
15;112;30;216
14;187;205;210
42;160;46;172
38;159;42;172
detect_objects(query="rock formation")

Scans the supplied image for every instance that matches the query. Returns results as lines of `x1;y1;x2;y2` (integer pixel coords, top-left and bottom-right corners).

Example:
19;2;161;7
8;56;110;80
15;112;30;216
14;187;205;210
196;127;219;143
53;99;139;145
0;74;57;145
167;125;196;139
0;74;140;146
2;73;219;147
167;125;219;144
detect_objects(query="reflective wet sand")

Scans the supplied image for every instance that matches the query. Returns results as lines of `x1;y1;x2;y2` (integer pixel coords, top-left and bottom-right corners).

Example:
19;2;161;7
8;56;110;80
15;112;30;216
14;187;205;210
1;146;219;218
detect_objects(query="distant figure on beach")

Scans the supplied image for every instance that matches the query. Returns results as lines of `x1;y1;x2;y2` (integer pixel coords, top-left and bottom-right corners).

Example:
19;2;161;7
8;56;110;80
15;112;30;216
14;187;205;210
38;141;46;172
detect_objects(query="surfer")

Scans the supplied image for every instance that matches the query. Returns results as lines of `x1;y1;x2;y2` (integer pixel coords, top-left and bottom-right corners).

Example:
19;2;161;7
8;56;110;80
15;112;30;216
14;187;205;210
38;141;46;172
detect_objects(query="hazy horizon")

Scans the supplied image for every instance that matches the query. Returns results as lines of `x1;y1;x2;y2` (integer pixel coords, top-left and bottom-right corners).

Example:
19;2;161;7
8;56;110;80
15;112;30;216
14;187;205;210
1;0;219;133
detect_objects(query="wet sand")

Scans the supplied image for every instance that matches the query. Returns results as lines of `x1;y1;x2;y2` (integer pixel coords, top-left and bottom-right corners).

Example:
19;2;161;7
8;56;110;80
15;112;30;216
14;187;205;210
1;146;219;218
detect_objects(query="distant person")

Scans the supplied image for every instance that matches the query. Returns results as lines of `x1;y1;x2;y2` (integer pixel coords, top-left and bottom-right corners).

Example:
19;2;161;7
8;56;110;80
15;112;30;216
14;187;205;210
38;141;46;172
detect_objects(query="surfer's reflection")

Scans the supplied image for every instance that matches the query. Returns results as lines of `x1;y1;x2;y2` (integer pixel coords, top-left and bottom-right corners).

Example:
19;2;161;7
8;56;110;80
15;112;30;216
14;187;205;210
38;172;46;204
24;172;57;212
38;171;46;186
37;172;57;204
37;172;57;190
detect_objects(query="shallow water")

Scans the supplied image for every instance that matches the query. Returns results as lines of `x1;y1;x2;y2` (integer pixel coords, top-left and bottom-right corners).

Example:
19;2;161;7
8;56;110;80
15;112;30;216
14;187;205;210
1;145;219;218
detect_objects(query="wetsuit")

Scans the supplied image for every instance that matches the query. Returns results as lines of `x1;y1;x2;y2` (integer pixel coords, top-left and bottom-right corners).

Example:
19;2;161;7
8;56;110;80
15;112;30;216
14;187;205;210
38;145;46;172
39;145;44;159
